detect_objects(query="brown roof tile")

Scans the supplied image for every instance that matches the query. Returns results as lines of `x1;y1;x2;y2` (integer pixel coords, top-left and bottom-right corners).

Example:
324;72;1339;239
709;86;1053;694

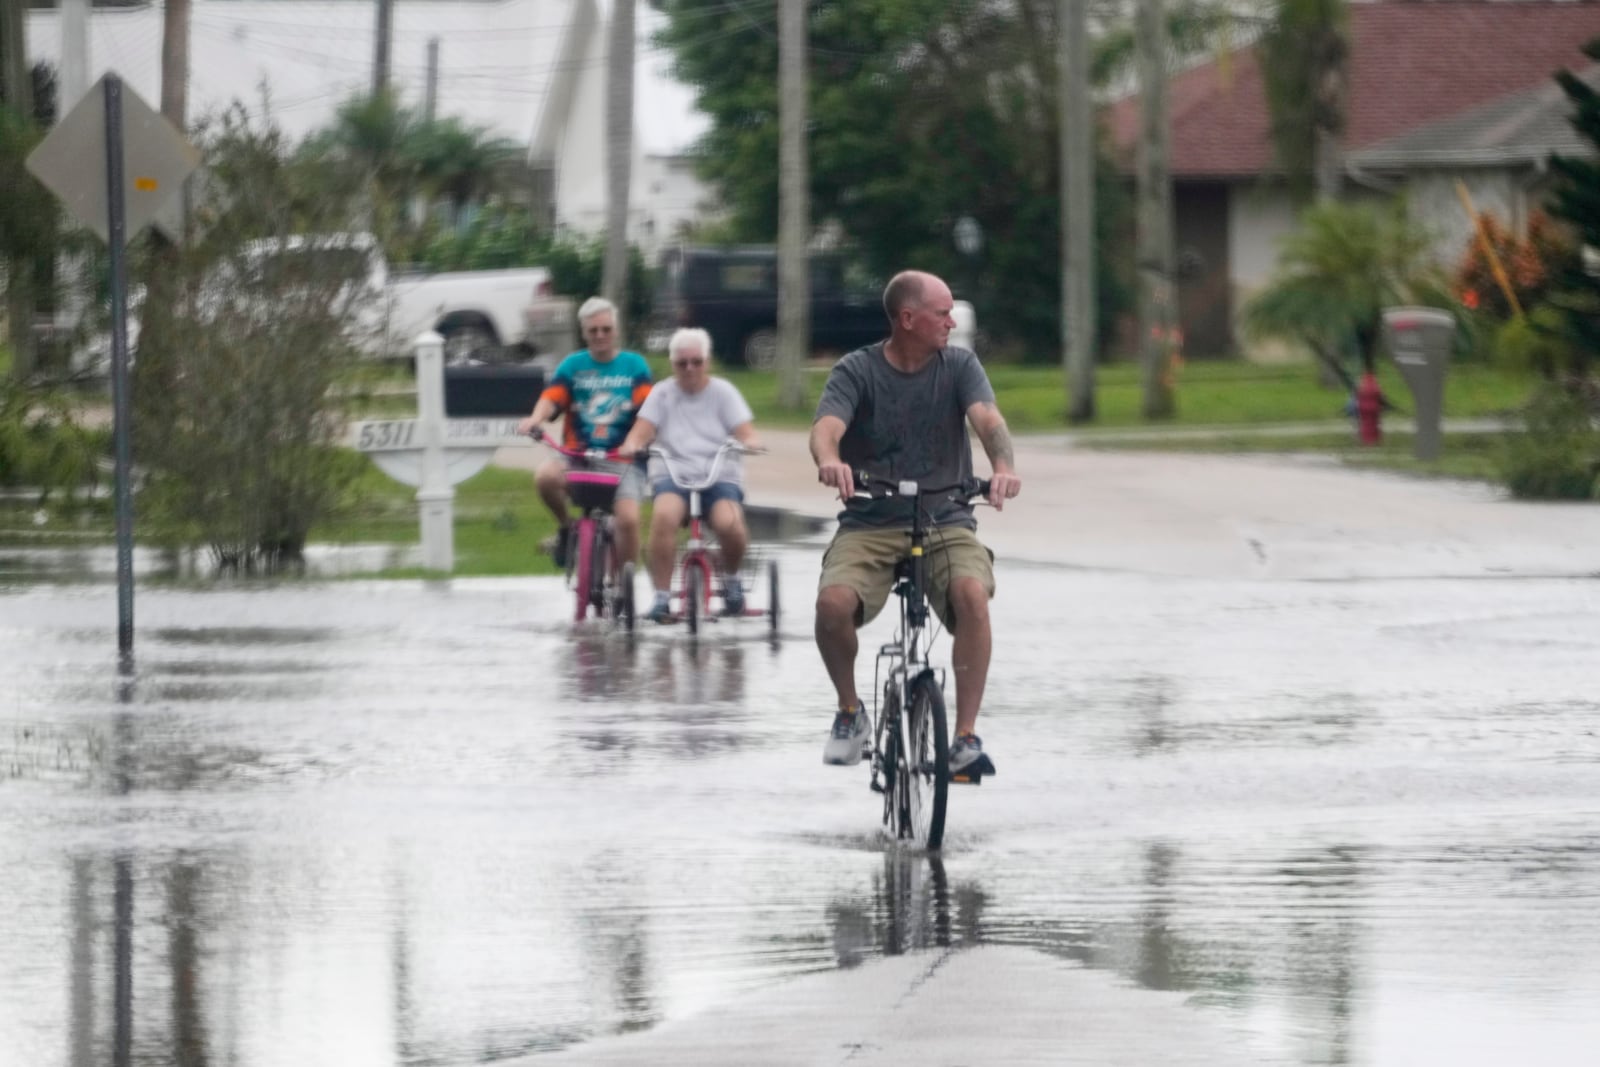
1107;0;1600;178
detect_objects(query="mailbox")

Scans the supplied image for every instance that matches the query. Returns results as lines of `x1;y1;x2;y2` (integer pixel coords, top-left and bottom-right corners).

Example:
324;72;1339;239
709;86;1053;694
444;362;548;417
1381;307;1455;461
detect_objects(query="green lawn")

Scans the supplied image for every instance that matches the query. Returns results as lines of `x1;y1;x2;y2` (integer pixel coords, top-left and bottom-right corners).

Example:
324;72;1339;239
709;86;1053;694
2;354;1549;577
716;358;1533;431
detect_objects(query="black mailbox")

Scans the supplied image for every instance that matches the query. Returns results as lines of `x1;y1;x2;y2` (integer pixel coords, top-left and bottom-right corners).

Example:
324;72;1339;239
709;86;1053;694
443;363;547;417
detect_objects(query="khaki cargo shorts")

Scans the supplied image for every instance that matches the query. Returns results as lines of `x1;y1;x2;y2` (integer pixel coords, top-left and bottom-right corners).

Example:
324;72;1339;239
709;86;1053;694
819;526;995;631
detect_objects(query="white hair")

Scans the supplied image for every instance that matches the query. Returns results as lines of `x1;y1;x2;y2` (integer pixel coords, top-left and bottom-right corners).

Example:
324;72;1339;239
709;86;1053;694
668;327;713;362
577;296;618;324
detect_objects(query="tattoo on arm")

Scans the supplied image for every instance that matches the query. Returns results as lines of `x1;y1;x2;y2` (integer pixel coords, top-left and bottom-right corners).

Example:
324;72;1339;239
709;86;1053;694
976;407;1014;468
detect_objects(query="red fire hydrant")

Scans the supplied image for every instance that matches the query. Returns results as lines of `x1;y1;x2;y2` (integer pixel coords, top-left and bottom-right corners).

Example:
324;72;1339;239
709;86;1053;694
1355;371;1383;445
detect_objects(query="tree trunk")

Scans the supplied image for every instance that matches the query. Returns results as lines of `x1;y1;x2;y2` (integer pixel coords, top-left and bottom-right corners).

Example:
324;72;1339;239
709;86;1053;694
1136;0;1176;419
775;0;809;410
602;0;635;322
2;0;36;379
1062;0;1095;423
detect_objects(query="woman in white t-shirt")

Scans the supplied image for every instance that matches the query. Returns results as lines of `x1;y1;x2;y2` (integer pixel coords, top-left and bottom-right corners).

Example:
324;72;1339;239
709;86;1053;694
618;328;762;622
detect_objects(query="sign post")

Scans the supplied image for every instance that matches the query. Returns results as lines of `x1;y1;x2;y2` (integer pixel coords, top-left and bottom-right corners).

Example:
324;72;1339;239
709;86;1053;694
26;72;200;666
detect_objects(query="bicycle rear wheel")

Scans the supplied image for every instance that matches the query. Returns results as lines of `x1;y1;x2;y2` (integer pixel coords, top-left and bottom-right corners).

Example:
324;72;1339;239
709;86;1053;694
766;559;780;639
899;672;949;851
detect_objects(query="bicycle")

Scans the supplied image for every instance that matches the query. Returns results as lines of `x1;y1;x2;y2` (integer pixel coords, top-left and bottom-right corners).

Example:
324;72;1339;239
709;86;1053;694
529;430;638;632
845;471;995;852
643;439;779;640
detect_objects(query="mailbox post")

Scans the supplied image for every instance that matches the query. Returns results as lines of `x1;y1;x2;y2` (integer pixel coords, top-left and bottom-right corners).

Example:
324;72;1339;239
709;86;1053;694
1382;307;1456;461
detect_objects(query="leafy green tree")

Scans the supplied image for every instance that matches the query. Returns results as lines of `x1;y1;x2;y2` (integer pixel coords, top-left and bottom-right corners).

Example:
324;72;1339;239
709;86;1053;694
413;205;653;341
1241;198;1454;382
1256;0;1349;203
655;0;1133;358
133;105;370;573
404;116;522;227
1545;35;1600;384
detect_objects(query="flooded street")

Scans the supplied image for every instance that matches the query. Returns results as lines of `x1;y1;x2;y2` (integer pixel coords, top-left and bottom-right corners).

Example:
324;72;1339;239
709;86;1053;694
4;537;1600;1065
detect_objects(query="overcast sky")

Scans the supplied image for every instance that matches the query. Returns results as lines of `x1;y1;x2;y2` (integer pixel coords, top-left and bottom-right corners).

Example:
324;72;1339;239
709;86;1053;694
635;4;710;155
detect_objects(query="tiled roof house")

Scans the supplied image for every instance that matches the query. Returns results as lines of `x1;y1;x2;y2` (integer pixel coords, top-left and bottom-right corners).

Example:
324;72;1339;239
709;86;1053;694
1106;1;1600;356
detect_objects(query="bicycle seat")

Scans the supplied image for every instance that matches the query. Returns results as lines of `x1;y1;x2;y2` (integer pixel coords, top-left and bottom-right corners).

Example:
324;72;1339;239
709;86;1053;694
565;469;621;513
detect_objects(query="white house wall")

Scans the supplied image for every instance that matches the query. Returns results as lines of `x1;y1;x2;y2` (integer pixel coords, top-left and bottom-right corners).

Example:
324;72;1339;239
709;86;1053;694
1228;184;1298;294
551;25;713;262
1403;168;1530;269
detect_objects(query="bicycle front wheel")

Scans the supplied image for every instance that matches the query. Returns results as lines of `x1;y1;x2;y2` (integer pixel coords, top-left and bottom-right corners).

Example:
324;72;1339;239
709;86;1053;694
588;522;611;618
572;519;595;623
899;672;949;851
686;564;704;636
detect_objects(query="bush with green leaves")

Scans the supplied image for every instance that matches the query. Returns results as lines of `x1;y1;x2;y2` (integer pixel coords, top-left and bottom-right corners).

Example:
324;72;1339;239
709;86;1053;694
131;105;371;573
0;377;107;519
409;206;653;340
1242;198;1458;385
1497;381;1600;500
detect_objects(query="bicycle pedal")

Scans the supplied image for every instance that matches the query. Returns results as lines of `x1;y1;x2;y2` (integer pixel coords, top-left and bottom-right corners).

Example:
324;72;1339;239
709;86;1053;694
950;771;983;785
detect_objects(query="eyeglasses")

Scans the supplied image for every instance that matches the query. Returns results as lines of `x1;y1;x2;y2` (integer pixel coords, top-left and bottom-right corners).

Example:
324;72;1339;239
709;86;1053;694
672;358;706;368
585;324;614;335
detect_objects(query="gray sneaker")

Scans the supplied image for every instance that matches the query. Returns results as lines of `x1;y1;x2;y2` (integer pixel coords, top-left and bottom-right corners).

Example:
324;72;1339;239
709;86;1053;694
949;733;995;776
822;706;871;765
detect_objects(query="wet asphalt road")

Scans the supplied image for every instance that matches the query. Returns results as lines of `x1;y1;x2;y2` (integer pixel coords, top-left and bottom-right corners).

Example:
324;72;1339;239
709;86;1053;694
3;533;1600;1066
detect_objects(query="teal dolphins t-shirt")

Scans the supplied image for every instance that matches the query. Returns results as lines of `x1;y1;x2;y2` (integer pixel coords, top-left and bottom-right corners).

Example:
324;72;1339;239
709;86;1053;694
543;350;654;450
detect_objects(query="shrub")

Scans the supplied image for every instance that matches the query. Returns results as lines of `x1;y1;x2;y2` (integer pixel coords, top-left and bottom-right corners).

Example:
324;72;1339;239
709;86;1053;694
0;378;107;518
1497;381;1600;500
1454;210;1577;325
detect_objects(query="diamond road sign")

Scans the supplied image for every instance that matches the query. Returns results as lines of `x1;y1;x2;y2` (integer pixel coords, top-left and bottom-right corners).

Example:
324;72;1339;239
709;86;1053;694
25;72;200;245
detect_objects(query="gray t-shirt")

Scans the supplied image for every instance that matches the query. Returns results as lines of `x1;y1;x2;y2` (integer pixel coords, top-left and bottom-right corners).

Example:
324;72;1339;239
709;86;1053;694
637;377;755;488
814;343;995;530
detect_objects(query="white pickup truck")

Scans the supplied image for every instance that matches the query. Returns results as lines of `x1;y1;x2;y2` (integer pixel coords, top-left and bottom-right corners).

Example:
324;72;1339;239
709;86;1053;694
288;232;567;365
71;232;575;375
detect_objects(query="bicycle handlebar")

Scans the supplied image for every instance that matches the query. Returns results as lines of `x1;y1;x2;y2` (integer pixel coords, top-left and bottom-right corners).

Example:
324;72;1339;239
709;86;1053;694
848;470;991;504
526;428;627;464
645;439;762;493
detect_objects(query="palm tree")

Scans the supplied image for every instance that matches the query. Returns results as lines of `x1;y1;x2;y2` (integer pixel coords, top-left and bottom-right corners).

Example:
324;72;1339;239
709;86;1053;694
1241;199;1453;384
404;117;522;227
1257;0;1350;203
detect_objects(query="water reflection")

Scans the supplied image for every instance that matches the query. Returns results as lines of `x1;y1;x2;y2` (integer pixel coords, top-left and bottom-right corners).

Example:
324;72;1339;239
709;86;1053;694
828;853;987;968
559;633;641;703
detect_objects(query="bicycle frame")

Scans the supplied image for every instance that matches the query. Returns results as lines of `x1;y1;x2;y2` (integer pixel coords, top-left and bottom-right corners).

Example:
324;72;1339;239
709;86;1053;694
849;471;990;849
646;440;772;633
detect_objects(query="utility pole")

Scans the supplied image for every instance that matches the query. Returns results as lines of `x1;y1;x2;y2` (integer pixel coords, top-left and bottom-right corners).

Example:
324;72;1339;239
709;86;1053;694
424;37;439;123
60;0;89;110
160;0;190;128
1135;0;1176;419
602;0;634;316
373;0;393;96
775;0;808;410
1062;0;1096;423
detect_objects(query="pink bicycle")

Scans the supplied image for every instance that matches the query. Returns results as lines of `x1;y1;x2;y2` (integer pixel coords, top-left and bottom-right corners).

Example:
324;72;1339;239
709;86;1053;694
647;440;779;639
530;431;638;631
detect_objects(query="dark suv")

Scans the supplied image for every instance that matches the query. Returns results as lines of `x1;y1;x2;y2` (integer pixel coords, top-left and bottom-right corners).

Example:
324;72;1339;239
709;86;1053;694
651;245;887;368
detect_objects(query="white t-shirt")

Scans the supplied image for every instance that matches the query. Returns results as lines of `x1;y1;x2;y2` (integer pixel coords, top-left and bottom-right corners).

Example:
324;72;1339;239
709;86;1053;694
637;377;755;488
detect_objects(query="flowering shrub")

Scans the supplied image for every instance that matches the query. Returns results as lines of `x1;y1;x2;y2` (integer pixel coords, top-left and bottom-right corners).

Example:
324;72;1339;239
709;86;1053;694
1453;210;1577;323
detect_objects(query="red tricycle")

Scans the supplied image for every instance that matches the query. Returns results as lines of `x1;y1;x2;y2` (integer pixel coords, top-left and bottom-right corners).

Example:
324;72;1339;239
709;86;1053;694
645;440;779;639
